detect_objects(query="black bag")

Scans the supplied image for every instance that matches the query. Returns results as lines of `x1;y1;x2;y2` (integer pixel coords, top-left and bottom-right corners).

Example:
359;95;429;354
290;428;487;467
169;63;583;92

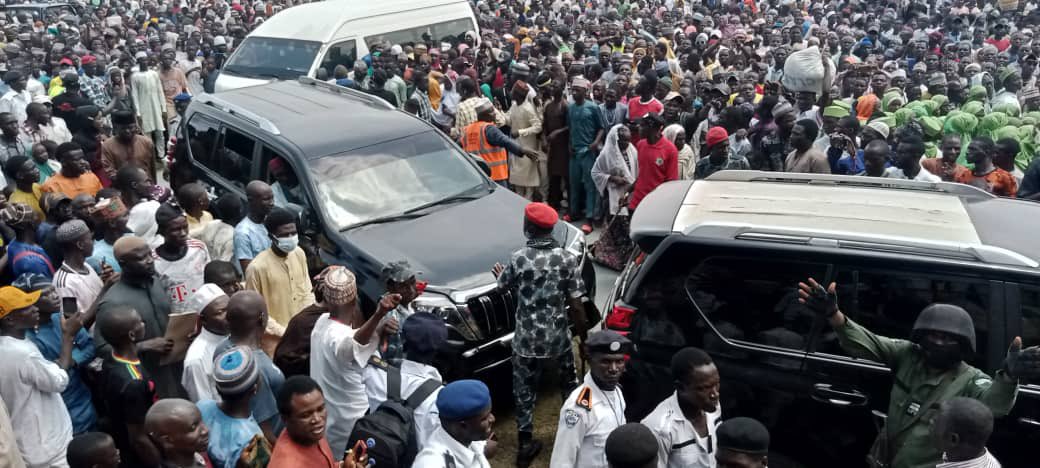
347;361;440;468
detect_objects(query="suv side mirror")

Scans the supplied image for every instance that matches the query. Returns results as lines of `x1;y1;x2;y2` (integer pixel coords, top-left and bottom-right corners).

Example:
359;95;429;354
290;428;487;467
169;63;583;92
469;152;492;177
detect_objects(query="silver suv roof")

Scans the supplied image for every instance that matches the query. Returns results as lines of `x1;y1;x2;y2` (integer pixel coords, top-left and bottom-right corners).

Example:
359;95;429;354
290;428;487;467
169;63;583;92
631;171;1040;268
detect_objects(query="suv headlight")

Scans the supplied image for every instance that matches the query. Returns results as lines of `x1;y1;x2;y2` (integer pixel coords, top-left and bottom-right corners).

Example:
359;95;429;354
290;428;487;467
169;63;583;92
412;292;479;341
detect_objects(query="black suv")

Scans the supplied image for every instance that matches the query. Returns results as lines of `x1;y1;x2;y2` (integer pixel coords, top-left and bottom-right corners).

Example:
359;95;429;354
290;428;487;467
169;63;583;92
604;171;1038;468
174;77;594;376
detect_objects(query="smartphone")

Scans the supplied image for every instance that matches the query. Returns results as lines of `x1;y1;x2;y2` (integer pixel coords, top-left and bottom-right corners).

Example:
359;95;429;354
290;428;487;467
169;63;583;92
344;439;367;465
62;297;78;317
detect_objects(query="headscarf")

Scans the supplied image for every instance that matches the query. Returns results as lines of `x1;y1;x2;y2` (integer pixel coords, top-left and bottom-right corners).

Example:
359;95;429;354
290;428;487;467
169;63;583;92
961;100;986;118
919;100;940;117
882;89;905;112
943;111;978;165
591;124;638;215
930;95;949;115
966;85;988;103
978;112;1009;137
894;108;916;127
856;94;879;123
1017;125;1038;170
919;116;943;140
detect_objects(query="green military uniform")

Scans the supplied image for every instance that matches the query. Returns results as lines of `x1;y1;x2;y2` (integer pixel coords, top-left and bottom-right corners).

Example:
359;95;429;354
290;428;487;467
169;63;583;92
835;318;1018;468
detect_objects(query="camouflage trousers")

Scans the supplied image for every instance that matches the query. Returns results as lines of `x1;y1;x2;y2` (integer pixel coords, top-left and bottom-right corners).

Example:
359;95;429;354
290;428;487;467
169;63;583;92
512;352;579;433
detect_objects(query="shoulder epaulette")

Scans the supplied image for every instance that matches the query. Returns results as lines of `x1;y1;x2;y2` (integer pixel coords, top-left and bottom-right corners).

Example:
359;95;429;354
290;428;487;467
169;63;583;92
576;386;592;411
368;355;389;370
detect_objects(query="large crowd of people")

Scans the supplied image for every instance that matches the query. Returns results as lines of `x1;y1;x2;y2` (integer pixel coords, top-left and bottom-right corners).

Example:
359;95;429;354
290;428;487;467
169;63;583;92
0;0;1040;467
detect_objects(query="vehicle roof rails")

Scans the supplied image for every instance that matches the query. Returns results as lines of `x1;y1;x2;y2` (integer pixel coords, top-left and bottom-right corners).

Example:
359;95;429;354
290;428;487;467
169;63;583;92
704;171;995;201
195;94;281;135
683;222;1039;268
297;76;396;110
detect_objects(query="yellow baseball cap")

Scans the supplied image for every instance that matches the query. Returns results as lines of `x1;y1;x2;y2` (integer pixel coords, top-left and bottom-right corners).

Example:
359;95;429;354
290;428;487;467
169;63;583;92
0;286;40;319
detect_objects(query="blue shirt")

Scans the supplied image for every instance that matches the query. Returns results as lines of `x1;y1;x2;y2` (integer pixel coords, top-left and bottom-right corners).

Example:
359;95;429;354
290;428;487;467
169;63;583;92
567;100;605;157
86;235;127;274
233;218;270;263
214;339;284;436
197;399;268;468
27;312;97;434
7;240;55;279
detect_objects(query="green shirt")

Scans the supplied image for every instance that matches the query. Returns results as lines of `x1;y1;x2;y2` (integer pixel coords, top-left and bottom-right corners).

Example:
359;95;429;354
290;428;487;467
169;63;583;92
835;317;1018;468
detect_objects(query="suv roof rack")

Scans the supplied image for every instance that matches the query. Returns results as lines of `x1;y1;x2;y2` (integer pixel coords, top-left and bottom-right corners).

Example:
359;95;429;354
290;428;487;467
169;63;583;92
196;94;281;135
296;76;396;110
684;222;1039;268
705;171;995;201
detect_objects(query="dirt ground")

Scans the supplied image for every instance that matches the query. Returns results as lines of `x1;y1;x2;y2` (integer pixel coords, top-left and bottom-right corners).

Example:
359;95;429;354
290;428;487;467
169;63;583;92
482;342;585;468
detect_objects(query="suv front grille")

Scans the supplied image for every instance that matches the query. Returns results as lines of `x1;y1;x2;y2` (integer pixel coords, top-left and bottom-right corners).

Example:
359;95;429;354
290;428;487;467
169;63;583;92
467;289;517;340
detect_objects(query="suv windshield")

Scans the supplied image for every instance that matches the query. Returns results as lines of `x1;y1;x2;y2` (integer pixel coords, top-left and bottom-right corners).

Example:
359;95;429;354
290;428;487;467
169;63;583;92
311;131;489;230
223;37;322;79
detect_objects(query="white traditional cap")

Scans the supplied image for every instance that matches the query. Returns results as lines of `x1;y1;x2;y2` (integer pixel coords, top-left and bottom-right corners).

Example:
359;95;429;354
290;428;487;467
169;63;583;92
192;283;227;314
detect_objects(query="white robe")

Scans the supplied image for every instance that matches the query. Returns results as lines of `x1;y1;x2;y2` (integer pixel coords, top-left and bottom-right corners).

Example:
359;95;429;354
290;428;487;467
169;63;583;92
591;124;638;216
130;68;167;134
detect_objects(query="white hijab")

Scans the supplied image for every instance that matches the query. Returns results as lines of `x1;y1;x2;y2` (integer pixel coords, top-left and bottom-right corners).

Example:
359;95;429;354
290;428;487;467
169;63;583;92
591;124;639;215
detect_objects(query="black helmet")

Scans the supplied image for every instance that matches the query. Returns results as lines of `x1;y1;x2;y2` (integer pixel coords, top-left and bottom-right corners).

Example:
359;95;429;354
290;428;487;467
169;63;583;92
911;303;976;353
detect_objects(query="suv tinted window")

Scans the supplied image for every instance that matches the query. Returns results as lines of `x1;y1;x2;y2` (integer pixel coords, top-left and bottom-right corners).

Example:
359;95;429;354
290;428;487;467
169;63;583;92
183;114;221;169
364;18;475;49
319;40;357;78
1017;285;1040;386
218;128;256;188
687;256;830;352
827;268;991;368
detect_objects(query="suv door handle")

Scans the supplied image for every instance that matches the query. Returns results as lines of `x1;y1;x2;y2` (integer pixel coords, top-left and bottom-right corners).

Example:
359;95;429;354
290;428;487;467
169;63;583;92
1019;417;1040;428
811;383;869;407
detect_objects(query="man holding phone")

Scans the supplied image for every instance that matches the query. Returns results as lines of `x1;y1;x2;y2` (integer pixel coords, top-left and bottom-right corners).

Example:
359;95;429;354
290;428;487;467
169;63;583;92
53;219;118;325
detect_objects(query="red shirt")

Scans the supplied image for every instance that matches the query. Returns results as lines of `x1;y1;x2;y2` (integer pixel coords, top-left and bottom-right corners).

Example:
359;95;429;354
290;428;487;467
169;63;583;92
985;37;1011;52
627;97;663;121
269;431;337;468
629;136;679;211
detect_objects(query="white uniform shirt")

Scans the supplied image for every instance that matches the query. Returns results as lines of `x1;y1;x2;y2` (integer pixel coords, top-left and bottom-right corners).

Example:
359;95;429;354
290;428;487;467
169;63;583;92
364;359;443;448
641;392;722;468
0;89;31;124
310;313;378;455
548;372;626;468
411;426;491;468
181;327;227;402
153;239;211;314
0;336;72;468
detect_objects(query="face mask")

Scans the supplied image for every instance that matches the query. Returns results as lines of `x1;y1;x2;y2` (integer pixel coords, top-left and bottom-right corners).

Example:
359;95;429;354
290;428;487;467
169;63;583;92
920;340;962;370
275;234;299;253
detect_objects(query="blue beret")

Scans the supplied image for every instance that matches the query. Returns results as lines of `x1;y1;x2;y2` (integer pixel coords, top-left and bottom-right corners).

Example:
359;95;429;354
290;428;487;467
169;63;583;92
437;379;491;421
402;312;447;354
173;92;192;102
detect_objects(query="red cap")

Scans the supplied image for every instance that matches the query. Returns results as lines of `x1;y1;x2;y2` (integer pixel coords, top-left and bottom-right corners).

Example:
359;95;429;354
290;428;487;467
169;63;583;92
80;55;96;65
706;126;729;148
524;202;558;229
59;57;74;66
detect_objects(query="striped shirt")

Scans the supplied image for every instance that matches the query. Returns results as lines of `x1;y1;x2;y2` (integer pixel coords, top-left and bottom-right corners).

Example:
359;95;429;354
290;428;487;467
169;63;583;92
936;451;1002;468
53;262;103;314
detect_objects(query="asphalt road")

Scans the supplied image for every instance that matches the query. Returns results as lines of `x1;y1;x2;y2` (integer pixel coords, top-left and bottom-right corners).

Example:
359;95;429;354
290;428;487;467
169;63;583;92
485;229;620;467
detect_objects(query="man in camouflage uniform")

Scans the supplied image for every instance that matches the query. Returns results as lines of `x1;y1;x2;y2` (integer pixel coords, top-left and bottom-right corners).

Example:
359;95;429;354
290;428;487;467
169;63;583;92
493;202;589;468
798;278;1040;468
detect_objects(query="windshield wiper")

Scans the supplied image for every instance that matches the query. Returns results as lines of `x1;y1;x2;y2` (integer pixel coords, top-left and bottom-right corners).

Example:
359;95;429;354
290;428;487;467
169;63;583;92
402;188;488;215
339;212;427;232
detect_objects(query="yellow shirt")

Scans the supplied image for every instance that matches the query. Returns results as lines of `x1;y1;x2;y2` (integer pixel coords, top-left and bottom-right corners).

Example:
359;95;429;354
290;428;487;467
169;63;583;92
10;184;43;221
244;247;315;327
186;210;214;236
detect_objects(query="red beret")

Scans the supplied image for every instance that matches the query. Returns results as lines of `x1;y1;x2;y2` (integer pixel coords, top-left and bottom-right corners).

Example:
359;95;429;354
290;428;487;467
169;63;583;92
81;55;97;65
706;126;729;149
524;202;558;229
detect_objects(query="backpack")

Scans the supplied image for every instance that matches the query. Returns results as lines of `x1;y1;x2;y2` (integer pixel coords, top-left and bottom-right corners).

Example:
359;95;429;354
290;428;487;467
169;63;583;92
347;358;441;467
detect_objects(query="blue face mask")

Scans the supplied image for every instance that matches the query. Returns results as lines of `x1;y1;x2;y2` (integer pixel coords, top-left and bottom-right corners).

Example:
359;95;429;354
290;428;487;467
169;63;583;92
274;234;299;253
693;97;703;109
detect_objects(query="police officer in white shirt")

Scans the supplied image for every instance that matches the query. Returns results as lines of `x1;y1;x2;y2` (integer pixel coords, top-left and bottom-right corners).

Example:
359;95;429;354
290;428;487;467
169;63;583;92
365;312;446;448
549;330;631;468
412;379;494;468
642;347;722;468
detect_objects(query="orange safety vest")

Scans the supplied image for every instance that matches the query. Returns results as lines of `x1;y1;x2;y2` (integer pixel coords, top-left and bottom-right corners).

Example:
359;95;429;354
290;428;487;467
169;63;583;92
461;121;509;181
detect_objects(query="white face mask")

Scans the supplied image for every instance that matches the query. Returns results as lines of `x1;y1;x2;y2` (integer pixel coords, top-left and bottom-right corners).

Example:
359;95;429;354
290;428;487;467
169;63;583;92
274;234;299;253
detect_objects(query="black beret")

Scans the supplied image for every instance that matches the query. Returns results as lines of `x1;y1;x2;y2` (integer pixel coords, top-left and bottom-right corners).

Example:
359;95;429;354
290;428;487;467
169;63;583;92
605;423;658;466
717;417;770;455
586;329;632;355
